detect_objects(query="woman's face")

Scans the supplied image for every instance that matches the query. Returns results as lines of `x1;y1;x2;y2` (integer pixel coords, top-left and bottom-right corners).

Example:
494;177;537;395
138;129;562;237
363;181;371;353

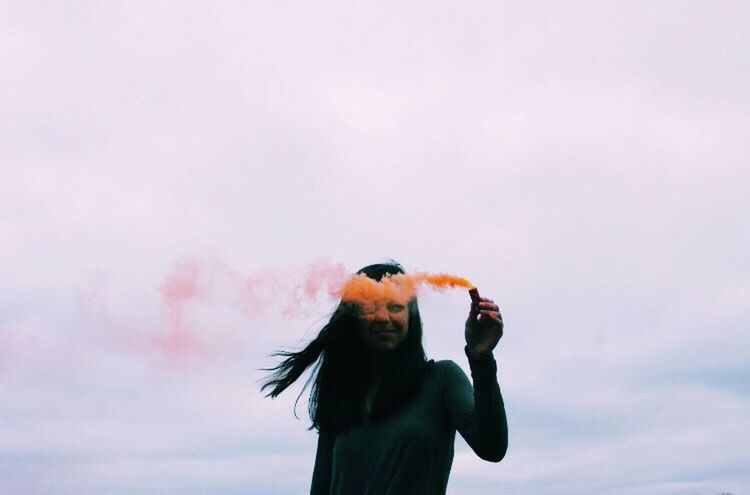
356;296;410;354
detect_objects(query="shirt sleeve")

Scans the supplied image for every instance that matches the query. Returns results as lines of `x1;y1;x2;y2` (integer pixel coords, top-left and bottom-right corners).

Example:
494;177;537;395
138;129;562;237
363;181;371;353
310;429;335;495
441;346;508;462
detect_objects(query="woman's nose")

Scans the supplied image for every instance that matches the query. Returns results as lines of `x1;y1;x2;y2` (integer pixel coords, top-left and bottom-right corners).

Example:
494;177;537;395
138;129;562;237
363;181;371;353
373;306;390;321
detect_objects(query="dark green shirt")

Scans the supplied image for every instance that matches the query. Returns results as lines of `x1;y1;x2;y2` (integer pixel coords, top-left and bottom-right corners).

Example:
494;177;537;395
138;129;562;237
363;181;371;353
310;346;508;494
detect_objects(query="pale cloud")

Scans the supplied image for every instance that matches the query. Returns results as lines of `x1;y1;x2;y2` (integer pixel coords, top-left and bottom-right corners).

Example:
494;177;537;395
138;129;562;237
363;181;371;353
1;1;749;494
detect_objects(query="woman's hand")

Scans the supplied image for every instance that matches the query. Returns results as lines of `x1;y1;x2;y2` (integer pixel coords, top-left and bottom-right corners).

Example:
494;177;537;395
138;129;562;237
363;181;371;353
465;296;504;358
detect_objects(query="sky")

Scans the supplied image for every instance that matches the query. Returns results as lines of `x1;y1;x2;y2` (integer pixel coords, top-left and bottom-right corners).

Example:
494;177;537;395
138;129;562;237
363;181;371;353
1;1;749;494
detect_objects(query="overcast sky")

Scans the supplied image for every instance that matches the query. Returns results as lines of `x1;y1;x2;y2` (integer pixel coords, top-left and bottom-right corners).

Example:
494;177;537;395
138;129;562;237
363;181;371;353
1;1;749;494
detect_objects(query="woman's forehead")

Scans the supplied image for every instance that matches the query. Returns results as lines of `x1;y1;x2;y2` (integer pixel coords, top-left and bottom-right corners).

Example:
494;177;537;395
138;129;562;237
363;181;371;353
340;273;417;304
358;294;410;306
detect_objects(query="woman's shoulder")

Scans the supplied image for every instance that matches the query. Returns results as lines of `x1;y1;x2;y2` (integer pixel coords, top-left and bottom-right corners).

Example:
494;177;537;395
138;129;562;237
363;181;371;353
431;358;461;369
428;359;465;379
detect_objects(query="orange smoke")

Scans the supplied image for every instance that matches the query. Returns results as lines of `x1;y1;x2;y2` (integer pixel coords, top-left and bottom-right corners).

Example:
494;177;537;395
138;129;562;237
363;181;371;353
412;272;474;290
338;272;474;305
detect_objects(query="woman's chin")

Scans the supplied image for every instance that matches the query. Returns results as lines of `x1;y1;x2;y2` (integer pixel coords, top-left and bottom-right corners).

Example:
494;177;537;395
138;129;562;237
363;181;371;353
371;341;397;352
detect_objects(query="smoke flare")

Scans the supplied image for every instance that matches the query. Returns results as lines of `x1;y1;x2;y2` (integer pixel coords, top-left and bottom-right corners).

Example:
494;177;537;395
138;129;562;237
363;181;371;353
76;257;476;363
338;272;475;305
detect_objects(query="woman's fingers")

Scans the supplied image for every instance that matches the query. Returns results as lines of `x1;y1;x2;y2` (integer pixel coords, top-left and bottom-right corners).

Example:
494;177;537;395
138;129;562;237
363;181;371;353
477;310;503;328
477;301;499;311
478;309;501;317
472;297;502;322
477;310;501;322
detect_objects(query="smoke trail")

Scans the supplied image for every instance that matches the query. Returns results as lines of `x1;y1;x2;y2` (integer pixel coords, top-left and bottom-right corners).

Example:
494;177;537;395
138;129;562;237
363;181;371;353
75;256;475;362
414;273;474;291
147;256;350;359
338;272;475;305
154;257;205;357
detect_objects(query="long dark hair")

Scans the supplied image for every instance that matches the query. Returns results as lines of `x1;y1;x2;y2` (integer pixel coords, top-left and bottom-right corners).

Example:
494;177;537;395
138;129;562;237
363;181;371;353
258;261;433;436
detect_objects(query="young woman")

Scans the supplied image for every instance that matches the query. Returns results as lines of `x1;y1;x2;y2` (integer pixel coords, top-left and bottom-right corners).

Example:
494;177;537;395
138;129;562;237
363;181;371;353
260;261;508;494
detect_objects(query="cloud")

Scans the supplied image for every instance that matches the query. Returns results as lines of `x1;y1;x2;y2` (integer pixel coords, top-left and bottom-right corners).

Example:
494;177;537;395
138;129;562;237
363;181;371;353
1;1;749;494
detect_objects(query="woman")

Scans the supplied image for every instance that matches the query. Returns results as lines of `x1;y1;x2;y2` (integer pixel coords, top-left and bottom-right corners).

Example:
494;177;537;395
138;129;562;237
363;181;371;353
259;261;508;494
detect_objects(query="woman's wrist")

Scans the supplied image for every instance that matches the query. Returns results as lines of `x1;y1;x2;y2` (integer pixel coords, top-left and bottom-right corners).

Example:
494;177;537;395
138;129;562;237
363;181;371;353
464;344;494;361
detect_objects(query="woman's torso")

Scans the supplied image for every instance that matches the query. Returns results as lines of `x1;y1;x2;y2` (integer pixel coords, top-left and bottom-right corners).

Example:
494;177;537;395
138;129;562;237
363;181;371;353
329;360;459;495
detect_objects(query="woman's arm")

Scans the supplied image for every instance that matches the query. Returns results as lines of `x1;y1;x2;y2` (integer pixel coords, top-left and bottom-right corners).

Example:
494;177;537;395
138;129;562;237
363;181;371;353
310;429;335;495
441;347;508;462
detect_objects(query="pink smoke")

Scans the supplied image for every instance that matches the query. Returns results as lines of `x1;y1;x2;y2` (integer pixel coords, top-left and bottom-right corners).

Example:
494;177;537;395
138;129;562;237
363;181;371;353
110;255;350;361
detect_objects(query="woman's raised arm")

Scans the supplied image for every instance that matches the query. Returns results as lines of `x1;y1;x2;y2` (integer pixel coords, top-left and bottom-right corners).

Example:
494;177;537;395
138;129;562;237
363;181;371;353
441;347;508;462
